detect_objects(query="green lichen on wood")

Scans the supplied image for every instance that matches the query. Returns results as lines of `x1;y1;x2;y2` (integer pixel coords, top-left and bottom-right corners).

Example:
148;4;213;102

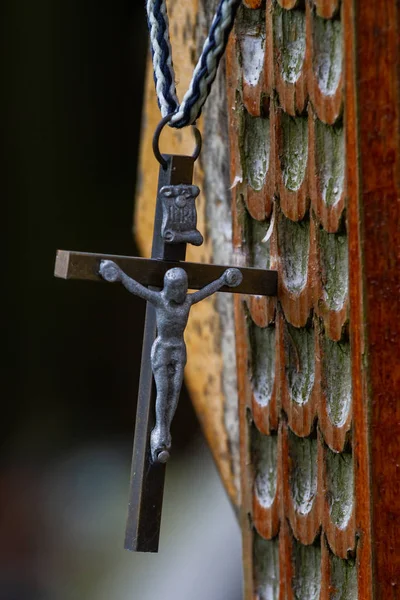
278;211;310;293
292;539;321;600
330;555;358;599
252;426;278;508
244;112;271;191
253;534;280;600
273;2;306;84
326;448;354;529
281;113;308;191
319;226;348;311
284;323;315;405
288;430;318;515
246;213;272;269
313;14;342;96
322;336;351;427
249;321;276;407
236;5;266;87
314;118;345;207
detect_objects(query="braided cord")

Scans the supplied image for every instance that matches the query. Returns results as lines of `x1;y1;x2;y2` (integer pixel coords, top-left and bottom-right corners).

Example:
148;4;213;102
146;0;241;128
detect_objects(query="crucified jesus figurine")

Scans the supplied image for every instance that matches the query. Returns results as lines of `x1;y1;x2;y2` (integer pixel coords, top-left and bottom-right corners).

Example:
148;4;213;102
99;260;243;464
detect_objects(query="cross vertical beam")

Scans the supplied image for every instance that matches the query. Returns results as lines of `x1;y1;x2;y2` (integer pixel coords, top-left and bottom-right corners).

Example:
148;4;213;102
124;154;194;552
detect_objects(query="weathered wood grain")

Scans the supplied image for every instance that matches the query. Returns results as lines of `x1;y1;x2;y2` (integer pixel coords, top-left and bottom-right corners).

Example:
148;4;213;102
227;1;359;597
349;1;400;596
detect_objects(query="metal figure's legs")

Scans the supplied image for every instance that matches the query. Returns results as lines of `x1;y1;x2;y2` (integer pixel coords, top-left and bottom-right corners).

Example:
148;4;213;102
150;361;185;463
167;360;184;433
150;365;170;463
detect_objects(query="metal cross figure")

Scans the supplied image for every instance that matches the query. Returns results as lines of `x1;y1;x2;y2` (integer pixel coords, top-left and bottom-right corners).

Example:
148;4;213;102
54;120;277;552
99;260;242;464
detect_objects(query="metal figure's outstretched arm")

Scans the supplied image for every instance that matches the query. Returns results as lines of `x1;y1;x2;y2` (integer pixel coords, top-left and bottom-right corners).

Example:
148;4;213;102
189;268;243;305
99;260;160;305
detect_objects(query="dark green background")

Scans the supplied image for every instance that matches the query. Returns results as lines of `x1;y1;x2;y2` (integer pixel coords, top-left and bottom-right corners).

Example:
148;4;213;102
3;2;199;596
4;0;197;456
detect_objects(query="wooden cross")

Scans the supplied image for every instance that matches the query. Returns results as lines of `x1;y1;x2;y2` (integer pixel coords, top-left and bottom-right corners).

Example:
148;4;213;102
54;153;277;552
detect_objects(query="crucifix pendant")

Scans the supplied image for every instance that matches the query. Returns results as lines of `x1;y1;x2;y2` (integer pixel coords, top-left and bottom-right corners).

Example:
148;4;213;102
54;126;277;552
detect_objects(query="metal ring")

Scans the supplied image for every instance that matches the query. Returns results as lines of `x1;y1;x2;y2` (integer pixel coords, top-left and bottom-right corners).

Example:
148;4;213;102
152;113;202;169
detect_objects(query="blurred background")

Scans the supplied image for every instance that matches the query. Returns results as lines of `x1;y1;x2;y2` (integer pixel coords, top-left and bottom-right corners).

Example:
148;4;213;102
2;1;242;598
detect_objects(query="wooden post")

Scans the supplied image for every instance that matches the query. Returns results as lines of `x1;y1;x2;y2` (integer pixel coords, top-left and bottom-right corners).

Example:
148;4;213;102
225;0;400;598
136;0;400;596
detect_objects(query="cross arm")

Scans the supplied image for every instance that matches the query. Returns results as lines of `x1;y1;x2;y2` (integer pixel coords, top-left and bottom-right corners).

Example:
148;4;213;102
54;250;278;297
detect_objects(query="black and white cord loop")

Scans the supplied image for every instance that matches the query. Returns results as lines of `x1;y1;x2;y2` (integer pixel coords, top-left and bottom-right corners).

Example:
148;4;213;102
146;0;242;129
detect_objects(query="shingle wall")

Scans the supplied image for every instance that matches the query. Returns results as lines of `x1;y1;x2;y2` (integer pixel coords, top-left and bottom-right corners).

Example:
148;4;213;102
227;1;358;597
